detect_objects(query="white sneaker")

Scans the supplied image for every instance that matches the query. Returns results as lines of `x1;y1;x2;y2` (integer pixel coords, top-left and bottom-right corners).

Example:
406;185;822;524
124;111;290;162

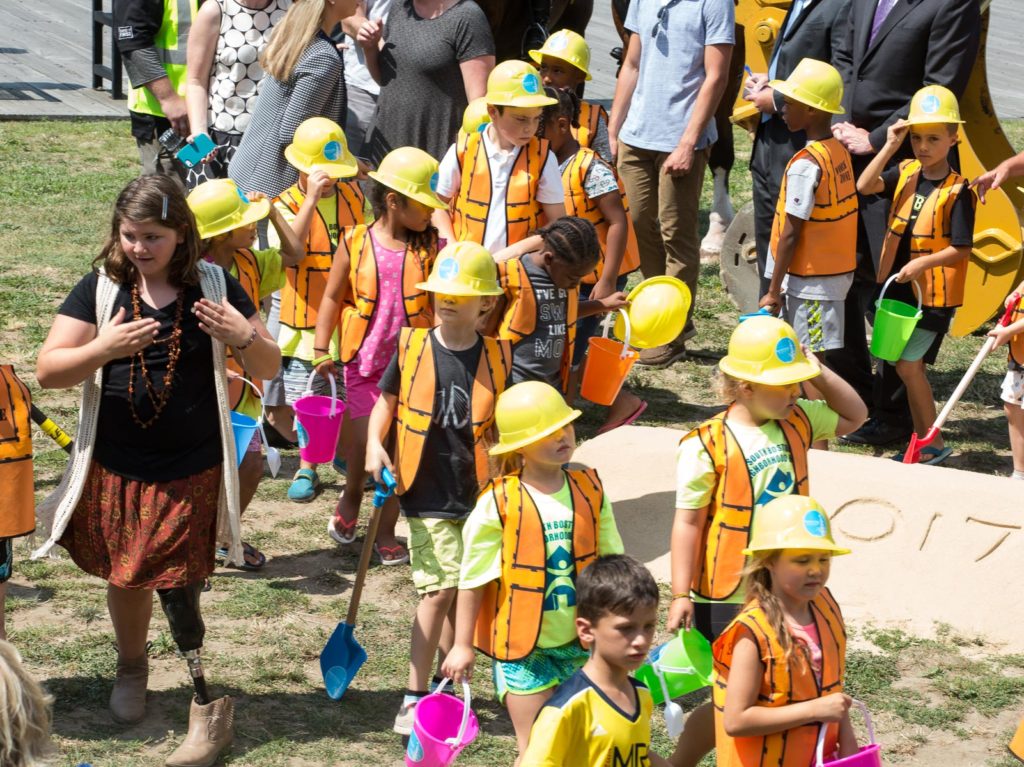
393;700;417;736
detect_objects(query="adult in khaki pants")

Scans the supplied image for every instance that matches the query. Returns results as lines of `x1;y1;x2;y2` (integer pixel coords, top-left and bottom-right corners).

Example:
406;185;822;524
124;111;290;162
609;0;734;368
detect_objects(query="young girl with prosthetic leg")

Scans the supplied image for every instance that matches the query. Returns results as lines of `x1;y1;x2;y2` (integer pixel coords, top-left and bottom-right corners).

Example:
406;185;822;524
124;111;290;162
35;176;281;767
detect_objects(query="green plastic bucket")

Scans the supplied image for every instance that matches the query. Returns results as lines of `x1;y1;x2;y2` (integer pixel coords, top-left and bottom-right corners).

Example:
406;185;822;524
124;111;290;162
634;629;713;705
870;275;922;362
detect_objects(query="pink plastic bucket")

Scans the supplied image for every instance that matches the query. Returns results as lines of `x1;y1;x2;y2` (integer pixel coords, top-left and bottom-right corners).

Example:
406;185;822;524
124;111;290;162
816;700;882;767
293;371;345;464
405;678;479;767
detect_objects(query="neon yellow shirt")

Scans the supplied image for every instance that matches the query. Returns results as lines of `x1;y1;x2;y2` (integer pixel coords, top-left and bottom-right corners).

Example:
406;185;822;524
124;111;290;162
229;247;284;420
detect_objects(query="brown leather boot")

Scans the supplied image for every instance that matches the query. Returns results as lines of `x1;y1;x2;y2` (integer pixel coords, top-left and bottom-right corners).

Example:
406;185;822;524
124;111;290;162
165;696;234;767
110;653;148;724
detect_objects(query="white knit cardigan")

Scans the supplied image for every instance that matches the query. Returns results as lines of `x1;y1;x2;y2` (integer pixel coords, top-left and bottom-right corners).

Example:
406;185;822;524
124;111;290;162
33;262;244;567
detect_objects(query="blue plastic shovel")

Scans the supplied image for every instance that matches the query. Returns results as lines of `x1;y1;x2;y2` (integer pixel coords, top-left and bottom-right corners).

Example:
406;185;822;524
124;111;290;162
320;467;397;700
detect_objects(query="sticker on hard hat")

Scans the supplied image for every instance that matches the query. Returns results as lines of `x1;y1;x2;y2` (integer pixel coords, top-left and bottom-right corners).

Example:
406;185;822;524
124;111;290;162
236;187;251;204
549;32;569;50
775;337;797;364
803;509;828;538
429;172;439;193
920;94;941;115
323;140;342;161
522;73;540;94
438;258;460;280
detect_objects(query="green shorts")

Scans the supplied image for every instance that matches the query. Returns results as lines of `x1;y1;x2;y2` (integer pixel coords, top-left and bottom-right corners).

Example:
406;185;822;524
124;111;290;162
493;642;589;703
899;326;940;362
408;517;464;595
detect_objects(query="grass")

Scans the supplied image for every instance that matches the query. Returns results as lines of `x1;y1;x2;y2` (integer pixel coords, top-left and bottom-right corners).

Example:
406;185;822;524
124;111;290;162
3;118;1024;765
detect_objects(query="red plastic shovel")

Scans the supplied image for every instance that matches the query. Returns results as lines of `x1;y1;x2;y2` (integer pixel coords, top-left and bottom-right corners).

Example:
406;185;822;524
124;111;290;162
903;293;1022;464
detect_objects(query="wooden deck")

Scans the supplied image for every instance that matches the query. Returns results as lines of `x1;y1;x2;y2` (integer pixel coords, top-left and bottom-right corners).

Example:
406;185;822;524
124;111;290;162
0;0;1021;120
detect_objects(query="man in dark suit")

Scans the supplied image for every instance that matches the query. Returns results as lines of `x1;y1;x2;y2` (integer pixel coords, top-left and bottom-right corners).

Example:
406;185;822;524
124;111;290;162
830;0;980;446
744;0;851;293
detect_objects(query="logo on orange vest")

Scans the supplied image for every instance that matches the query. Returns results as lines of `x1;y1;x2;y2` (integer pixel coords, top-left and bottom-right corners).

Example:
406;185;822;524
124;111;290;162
323;140;342;161
804;509;828;538
522;73;540;94
438;258;460;280
775;337;796;364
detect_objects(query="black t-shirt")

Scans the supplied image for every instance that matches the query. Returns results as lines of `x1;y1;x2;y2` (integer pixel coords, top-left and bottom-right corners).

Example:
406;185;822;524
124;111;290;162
881;168;976;333
380;329;483;519
58;269;257;482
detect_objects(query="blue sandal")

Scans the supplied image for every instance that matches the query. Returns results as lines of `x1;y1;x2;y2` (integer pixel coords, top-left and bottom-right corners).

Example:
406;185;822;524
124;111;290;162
288;468;320;502
891;445;953;465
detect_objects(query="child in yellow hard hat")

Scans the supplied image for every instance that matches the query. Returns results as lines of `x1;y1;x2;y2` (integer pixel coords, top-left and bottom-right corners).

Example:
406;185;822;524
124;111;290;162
667;315;866;767
856;85;974;466
187;178;304;569
982;282;1024;480
434;60;566;254
363;242;512;736
713;495;860;767
0;640;53;765
519;555;671;767
441;380;625;760
0;366;34;640
267;117;367;502
313;146;448;564
530;28;613;164
758;59;858;374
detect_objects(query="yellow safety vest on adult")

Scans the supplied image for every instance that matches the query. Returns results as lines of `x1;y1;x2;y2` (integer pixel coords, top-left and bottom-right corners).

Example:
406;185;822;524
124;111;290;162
126;0;198;118
0;365;34;538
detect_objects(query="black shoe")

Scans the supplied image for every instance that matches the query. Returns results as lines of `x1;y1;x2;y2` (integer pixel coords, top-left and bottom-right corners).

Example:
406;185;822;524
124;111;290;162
840;417;910;447
262;418;298;449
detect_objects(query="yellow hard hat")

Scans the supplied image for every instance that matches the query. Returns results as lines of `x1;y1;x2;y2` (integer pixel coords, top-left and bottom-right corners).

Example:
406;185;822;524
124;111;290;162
905;84;964;126
416;241;503;296
489;381;582;455
770;58;845;115
367;147;447;210
743;495;851;556
462;97;491;135
187;179;270;240
613;277;692;350
485;60;558;108
719;316;820;386
529;29;592;81
284;117;359;178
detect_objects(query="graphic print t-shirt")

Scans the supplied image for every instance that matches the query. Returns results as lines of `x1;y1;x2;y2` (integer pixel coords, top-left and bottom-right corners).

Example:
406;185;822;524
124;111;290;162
508;255;569;388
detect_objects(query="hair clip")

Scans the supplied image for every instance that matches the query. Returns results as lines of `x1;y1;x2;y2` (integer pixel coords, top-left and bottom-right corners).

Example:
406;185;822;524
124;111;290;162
161;195;169;221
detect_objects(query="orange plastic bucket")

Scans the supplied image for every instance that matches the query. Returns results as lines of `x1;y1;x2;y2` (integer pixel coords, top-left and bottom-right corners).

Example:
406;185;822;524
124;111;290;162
580;311;639;406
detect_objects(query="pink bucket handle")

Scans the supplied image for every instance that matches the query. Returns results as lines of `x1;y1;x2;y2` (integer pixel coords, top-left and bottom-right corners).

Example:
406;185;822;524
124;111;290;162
815;699;876;766
432;677;473;747
304;369;338;417
602;309;633;358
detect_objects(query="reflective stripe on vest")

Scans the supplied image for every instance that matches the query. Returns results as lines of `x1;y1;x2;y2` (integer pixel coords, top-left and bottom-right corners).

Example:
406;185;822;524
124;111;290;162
0;366;35;538
712;588;846;767
474;469;603;661
684;406;812;601
573;101;608;150
878;160;971;308
127;0;197;118
227;248;263;412
339;225;437;363
277;182;366;329
560;148;640;284
453;131;550;247
394;328;511;495
497;256;578;392
769;138;858;277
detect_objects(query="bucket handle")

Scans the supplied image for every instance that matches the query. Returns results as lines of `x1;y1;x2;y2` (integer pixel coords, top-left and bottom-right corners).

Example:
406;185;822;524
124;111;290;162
878;274;922;314
432;677;473;747
604;309;633;358
814;699;876;766
236;377;282;476
652;659;673;704
304;369;338;418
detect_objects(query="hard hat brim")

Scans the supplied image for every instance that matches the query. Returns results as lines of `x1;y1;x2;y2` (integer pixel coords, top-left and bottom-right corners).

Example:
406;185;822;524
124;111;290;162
770;80;845;116
615;276;692;349
415;278;504;297
527;49;593;81
718;356;821;387
284;144;359;178
196;198;271;240
485;94;560;108
903;116;965;126
488;407;582;455
366;170;448;210
742;542;851;556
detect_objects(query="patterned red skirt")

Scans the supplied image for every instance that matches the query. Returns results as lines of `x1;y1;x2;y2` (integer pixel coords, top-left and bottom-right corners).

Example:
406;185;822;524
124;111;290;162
60;461;221;590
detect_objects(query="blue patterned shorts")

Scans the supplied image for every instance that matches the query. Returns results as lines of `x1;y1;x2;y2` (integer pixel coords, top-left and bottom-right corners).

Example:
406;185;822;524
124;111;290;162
493;642;589;703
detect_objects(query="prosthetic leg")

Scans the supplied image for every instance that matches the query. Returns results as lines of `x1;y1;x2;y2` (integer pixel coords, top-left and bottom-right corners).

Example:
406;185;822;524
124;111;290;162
158;583;234;767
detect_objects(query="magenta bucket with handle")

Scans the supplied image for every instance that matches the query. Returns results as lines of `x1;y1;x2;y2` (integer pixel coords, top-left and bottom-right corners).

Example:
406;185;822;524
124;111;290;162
816;700;882;767
293;370;345;464
405;678;479;767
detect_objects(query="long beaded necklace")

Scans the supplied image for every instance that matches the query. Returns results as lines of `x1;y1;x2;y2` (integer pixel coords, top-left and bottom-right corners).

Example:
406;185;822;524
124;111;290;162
127;281;185;429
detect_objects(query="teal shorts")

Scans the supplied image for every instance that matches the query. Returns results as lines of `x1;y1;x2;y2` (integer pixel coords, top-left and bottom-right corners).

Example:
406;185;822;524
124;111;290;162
493;642;589;703
899;326;940;362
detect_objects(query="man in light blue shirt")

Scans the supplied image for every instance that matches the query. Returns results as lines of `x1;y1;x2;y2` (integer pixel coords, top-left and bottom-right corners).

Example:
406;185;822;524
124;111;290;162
609;0;734;368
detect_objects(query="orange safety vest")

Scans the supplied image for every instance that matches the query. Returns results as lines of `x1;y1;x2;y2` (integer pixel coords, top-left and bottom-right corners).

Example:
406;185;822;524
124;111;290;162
712;588;847;767
277;180;366;329
574;101;608;151
338;225;438;364
769;137;858;277
0;365;35;538
878;160;972;308
394;327;512;495
1010;716;1024;761
226;248;263;411
474;468;604;661
453;130;551;247
497;256;578;392
560;147;640;284
683;406;812;601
